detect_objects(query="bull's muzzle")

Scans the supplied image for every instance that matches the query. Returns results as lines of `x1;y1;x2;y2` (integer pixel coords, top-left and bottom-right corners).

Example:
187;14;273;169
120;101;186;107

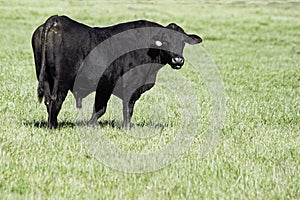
171;56;184;69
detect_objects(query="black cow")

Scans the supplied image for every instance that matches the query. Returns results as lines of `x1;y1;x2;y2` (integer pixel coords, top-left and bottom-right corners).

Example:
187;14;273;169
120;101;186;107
32;15;202;129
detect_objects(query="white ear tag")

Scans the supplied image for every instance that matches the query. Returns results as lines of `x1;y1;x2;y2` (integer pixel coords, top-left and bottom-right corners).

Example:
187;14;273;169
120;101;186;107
155;40;162;47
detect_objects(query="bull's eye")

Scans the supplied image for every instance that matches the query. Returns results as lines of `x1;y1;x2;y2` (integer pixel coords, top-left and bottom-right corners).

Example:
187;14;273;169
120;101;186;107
155;40;162;47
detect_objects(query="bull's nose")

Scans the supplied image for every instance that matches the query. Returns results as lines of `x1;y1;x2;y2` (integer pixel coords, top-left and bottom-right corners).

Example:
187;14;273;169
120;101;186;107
172;57;184;65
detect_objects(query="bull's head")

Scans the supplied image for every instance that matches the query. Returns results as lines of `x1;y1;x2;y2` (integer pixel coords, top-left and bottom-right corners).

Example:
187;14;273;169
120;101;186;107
149;23;202;69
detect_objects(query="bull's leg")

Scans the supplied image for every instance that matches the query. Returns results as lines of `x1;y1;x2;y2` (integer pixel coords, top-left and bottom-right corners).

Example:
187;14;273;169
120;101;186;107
48;90;68;129
47;101;54;129
122;83;155;128
72;92;83;109
76;97;82;109
122;99;135;128
88;81;113;125
88;92;111;125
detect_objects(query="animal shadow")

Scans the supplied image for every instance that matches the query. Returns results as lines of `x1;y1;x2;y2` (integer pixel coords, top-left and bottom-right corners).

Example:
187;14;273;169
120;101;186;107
23;119;166;130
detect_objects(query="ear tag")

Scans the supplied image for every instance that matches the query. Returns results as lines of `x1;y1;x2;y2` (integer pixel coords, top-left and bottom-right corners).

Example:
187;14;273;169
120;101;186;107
155;40;162;47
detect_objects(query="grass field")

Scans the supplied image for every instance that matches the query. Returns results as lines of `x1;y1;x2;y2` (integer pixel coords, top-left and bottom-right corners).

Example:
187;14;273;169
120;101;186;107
0;0;299;199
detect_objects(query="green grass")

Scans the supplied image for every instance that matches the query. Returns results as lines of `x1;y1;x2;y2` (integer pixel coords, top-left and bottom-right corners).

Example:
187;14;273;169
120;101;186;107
0;0;299;199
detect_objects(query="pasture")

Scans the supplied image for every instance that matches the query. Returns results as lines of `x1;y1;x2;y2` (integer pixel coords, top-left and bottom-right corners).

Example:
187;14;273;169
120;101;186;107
0;0;299;199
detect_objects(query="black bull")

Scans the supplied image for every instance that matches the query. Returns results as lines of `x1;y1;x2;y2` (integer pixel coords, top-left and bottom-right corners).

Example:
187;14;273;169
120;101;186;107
32;15;202;129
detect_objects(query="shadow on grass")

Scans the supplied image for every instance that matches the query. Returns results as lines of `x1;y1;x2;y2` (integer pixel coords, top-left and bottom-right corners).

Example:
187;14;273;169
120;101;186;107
23;120;167;130
23;120;76;129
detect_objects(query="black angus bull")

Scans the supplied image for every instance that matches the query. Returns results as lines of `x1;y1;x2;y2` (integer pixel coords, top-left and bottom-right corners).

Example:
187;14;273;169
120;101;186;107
32;15;202;129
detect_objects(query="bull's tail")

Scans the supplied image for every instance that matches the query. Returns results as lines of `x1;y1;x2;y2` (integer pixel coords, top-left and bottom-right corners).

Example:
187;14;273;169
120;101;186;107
38;15;59;103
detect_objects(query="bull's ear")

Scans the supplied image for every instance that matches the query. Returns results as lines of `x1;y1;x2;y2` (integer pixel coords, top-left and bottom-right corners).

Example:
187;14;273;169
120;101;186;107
167;23;184;32
167;23;178;30
185;34;202;45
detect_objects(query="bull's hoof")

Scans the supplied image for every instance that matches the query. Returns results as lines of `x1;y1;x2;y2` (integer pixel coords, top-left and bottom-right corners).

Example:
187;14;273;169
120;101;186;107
87;118;98;126
122;122;133;129
48;122;58;129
